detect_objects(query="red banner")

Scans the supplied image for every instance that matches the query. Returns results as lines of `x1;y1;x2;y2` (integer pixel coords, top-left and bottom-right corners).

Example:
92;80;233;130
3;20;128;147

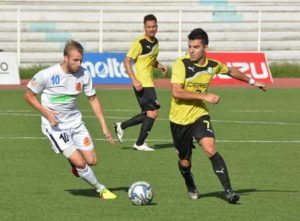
207;52;273;85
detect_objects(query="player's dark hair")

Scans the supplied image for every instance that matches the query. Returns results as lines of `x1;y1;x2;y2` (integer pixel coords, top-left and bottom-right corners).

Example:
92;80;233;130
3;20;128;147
63;39;84;56
144;14;157;24
188;28;209;45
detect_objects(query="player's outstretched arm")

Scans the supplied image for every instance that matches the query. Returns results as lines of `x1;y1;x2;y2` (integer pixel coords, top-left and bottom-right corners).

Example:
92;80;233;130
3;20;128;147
88;95;114;144
228;67;267;91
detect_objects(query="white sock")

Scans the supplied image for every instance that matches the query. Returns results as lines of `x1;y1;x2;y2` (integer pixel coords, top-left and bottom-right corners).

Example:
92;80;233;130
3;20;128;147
77;165;105;192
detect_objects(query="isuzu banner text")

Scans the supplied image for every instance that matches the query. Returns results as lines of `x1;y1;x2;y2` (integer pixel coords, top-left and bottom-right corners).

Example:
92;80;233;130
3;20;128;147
207;52;273;85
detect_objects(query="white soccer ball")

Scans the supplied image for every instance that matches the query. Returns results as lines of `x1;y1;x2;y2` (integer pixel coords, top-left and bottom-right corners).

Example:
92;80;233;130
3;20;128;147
128;181;154;206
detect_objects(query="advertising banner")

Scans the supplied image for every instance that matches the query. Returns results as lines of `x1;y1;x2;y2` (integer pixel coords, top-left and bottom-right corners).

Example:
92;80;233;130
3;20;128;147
0;52;20;85
82;52;272;85
207;52;273;85
82;52;130;84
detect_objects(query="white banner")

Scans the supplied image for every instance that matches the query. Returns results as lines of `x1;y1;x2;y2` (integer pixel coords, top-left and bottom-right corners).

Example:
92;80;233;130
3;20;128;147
0;52;20;85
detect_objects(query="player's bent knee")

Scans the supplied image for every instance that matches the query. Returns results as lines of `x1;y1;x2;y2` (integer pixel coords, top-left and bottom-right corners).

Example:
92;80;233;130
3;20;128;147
152;111;159;119
179;159;190;168
204;148;216;157
76;162;87;169
146;110;158;119
85;155;98;166
87;158;97;166
69;158;87;169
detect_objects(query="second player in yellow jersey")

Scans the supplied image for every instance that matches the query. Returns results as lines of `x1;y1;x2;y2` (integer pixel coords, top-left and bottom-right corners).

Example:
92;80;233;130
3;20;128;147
114;14;167;151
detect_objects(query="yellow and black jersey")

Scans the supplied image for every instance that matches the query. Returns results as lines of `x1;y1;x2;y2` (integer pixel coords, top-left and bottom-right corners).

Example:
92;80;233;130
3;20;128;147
169;54;229;125
127;34;159;87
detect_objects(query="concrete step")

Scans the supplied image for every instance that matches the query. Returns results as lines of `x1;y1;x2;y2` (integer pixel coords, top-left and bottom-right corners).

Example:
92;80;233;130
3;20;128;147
2;21;300;32
1;30;298;43
1;0;300;7
1;9;299;23
0;3;299;66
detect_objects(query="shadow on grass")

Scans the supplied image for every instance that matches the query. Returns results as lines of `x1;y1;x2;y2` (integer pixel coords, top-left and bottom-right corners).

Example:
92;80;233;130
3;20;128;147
199;188;299;204
153;143;174;149
65;186;129;198
65;187;159;206
121;146;133;150
120;142;174;150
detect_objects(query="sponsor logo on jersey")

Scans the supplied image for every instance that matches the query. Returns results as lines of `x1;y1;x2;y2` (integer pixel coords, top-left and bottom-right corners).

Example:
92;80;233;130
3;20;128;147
31;77;37;86
187;82;209;89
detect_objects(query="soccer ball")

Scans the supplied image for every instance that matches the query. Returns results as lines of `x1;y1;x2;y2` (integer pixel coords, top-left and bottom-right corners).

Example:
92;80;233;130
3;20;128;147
128;181;154;206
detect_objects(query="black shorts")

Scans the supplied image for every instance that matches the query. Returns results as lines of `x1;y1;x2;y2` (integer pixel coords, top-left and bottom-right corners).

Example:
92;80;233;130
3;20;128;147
170;115;215;160
134;87;161;112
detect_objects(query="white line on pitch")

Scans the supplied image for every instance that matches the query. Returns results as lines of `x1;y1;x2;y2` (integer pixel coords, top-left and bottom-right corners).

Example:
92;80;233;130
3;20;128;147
1;136;300;143
230;110;299;113
0;112;299;126
1;109;299;113
0;109;137;112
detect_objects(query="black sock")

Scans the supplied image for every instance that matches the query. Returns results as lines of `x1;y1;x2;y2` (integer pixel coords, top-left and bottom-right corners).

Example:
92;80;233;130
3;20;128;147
178;161;196;191
209;152;232;191
121;113;145;130
136;116;155;145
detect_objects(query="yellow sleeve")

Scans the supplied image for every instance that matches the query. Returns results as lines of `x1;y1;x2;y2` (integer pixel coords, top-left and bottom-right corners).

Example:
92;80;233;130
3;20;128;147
171;59;186;84
217;61;230;75
127;41;142;61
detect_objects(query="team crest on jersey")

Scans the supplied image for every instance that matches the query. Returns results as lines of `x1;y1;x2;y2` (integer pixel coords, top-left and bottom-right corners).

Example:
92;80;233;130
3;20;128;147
75;82;82;91
30;78;37;86
207;67;213;74
83;137;91;147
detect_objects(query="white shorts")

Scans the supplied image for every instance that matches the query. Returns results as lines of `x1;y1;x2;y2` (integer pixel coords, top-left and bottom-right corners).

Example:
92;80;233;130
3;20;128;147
42;123;94;154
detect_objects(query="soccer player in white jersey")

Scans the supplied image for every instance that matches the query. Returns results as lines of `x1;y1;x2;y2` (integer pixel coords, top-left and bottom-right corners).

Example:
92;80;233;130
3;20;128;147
24;40;117;200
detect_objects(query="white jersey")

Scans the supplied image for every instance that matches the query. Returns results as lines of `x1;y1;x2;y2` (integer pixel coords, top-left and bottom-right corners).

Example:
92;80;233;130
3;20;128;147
27;64;96;129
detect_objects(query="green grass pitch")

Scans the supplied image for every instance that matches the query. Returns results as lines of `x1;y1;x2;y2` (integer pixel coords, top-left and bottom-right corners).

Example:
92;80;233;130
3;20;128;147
0;88;299;221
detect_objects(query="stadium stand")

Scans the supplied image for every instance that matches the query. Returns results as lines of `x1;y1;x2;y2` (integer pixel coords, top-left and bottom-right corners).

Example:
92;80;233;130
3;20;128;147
1;0;300;6
0;0;299;66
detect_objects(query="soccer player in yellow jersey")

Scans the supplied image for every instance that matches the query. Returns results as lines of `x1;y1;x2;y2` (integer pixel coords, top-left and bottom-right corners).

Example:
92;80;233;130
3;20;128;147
114;14;167;151
169;28;266;203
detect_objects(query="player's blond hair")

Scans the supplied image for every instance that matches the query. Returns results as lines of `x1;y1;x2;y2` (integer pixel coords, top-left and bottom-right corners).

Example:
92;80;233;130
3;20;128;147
63;40;84;56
